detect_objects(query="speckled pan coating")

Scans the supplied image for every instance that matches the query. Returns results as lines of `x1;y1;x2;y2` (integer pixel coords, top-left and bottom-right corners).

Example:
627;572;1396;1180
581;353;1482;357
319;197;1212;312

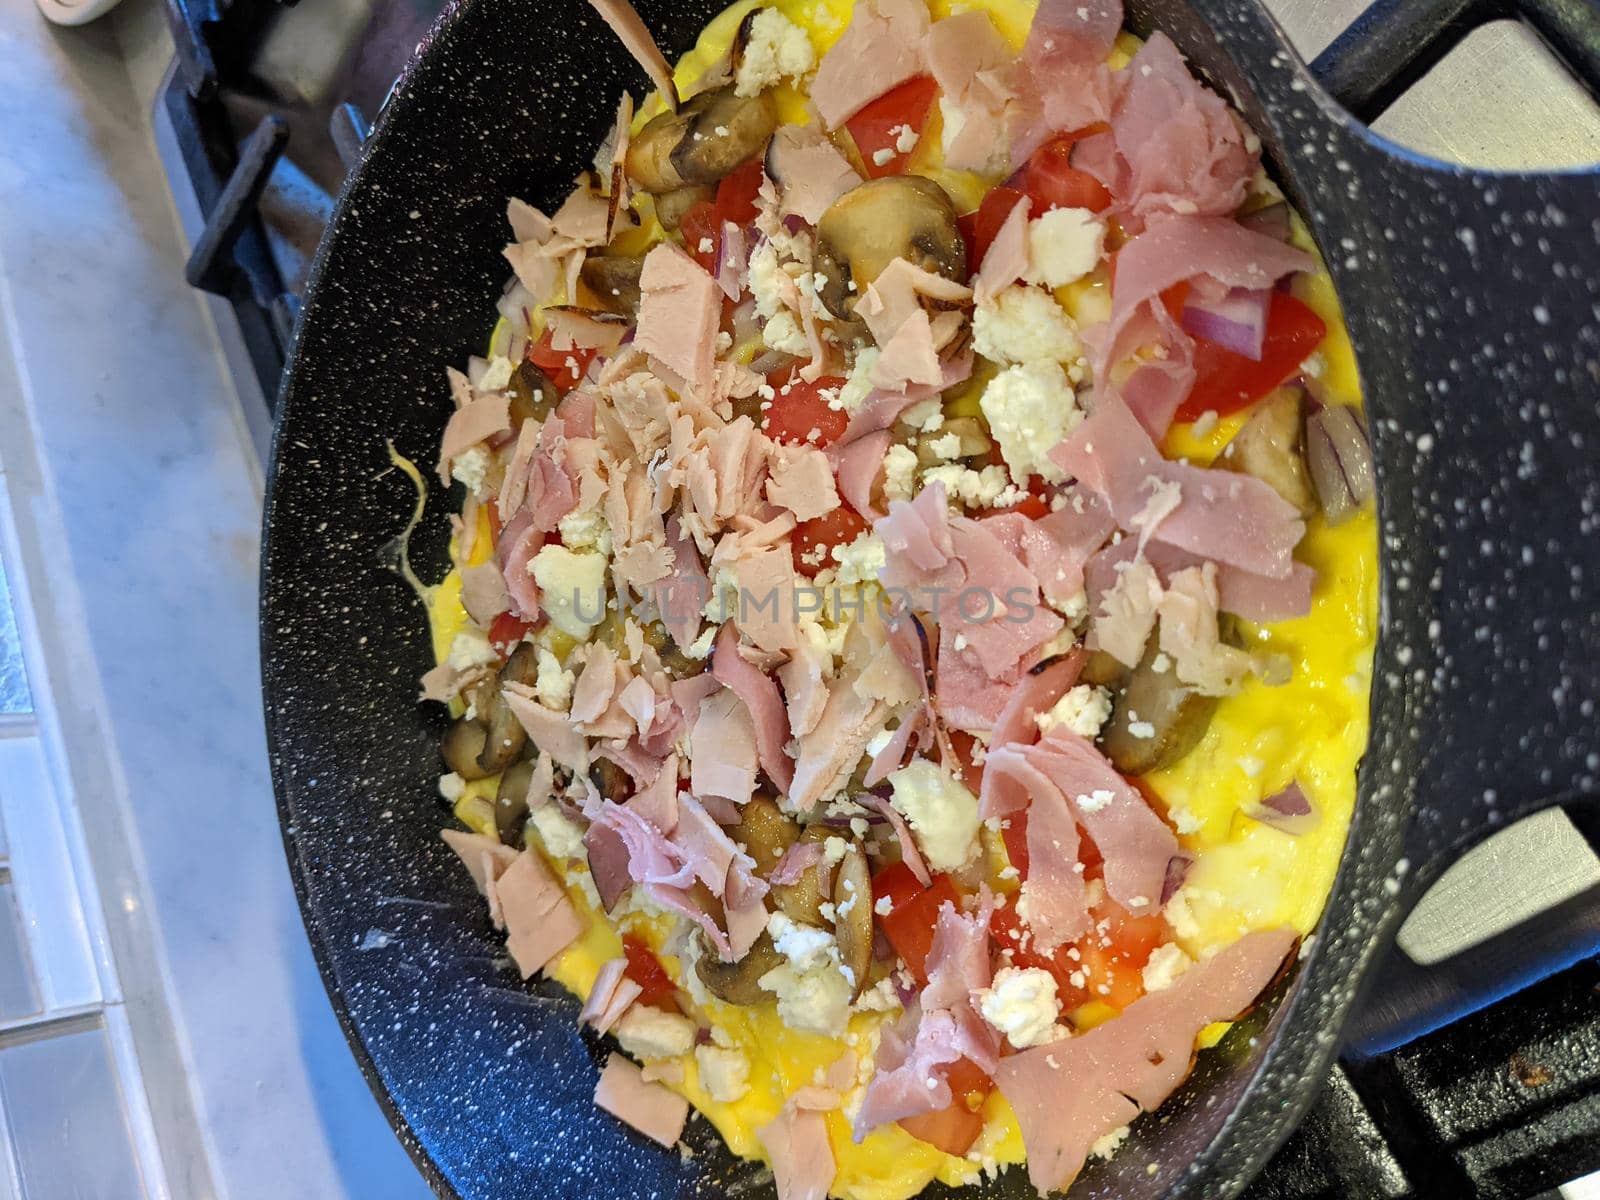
260;1;1600;1197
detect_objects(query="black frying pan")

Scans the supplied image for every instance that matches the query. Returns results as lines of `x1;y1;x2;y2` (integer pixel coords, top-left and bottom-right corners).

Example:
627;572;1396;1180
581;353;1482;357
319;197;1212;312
260;1;1600;1196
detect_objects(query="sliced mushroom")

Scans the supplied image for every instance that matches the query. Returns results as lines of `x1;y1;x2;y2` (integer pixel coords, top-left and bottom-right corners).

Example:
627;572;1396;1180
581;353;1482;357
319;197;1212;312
654;183;715;231
625;85;776;194
579;254;646;317
639;619;701;680
771;823;834;926
1218;385;1316;517
694;929;785;1005
1099;637;1218;775
590;756;631;804
729;794;801;876
813;176;968;318
833;845;873;1001
474;644;541;774
495;755;535;847
508;361;559;428
440;716;493;780
913;415;991;468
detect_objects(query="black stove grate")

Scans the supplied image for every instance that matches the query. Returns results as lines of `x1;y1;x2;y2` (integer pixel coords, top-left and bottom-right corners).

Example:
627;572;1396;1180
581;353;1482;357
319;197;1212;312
153;2;1600;1196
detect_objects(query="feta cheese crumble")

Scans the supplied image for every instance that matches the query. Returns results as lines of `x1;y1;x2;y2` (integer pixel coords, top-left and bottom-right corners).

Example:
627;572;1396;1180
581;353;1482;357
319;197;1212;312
1036;684;1113;739
759;912;854;1036
972;284;1081;366
529;800;585;859
887;758;981;872
694;1043;752;1103
613;1004;697;1061
882;443;919;503
977;966;1063;1048
979;360;1084;483
1141;942;1194;993
1023;207;1106;288
734;8;816;97
449;446;491;495
529;544;608;639
830;530;887;586
534;646;575;711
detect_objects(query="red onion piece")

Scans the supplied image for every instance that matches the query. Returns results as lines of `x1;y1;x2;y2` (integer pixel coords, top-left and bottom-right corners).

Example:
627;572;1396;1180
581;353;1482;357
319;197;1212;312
1305;403;1375;523
585;822;633;911
748;349;799;376
1161;853;1194;904
1244;781;1318;836
782;213;808;235
1181;286;1271;359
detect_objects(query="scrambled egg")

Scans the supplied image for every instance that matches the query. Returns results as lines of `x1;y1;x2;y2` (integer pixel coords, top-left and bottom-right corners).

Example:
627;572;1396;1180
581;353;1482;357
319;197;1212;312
421;2;1378;1196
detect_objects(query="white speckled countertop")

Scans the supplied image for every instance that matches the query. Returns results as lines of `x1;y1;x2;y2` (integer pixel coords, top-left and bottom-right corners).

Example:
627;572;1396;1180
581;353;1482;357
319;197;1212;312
0;1;431;1195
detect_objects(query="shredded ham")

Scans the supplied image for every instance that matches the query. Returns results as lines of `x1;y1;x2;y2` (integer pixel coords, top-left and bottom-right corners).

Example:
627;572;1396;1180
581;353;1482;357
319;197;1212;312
437;390;510;483
787;672;889;813
765;443;840;523
759;1101;836;1200
988;649;1085;750
865;793;931;886
503;681;589;772
995;926;1297;1196
778;639;830;742
767;124;862;225
834;430;891;522
585;0;679;111
811;0;931;129
974;193;1031;301
689;687;760;805
458;561;511;625
579;958;644;1036
712;623;795;793
495;849;586;978
635;243;721;395
857;259;973;351
594;1055;689;1148
925;10;1021;174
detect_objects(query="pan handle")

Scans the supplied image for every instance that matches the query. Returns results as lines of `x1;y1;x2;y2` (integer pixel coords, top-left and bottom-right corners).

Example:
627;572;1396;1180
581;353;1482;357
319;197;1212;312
1175;0;1600;1027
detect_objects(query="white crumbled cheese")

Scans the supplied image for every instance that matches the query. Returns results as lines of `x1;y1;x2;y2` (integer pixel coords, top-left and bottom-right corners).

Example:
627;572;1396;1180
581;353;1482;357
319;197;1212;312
759;912;853;1036
924;431;963;461
977;966;1063;1049
1169;805;1203;835
748;239;787;320
873;895;894;917
437;772;466;802
694;1044;751;1103
1076;788;1116;814
854;975;904;1012
938;97;1007;175
529;801;585;859
973;285;1081;366
477;355;515;391
1048;588;1089;624
979;360;1083;484
1024;207;1106;288
921;462;1013;509
558;506;612;555
893;123;919;154
446;629;497;673
830;530;886;586
887;758;981;872
872;146;896;167
763;310;811;356
822;836;851;867
1128;719;1157;739
449;446;492;495
534;647;576;711
900;395;944;432
1141;943;1194;993
733;7;816;97
1163;888;1202;941
1036;684;1113;739
529;545;608;639
613;1004;697;1061
681;624;717;660
881;443;919;503
834;347;881;412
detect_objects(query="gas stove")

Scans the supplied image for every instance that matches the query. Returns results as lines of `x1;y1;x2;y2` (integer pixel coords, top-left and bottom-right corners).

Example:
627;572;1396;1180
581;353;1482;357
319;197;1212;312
149;1;1600;1196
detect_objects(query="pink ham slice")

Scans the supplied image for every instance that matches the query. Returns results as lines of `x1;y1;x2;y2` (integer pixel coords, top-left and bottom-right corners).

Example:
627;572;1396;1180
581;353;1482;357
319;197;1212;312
787;674;889;813
811;0;931;129
769;840;826;886
765;442;840;524
943;518;1064;681
711;623;795;793
437;391;510;483
835;429;891;522
655;514;709;652
994;926;1297;1197
1021;776;1089;952
458;560;511;626
987;649;1086;750
1032;729;1179;914
864;794;931;886
759;1102;836;1200
494;849;586;978
1013;488;1117;606
594;1055;690;1148
1052;392;1305;581
921;894;996;1035
670;793;749;895
634;242;720;394
876;483;959;592
1084;536;1314;624
440;828;519;900
579;958;644;1036
850;1006;969;1138
935;634;1027;735
689;687;760;805
503;682;590;773
834;354;972;449
974;193;1031;301
766;124;862;225
586;0;679;110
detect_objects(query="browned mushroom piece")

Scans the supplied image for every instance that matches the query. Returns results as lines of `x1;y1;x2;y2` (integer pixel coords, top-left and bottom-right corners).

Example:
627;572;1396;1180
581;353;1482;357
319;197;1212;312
832;845;873;1001
1099;637;1219;775
694;930;785;1005
653;183;715;231
770;823;834;926
590;756;632;805
474;644;540;774
440;716;494;780
625;85;776;194
639;619;701;681
1079;648;1129;689
494;755;535;847
579;254;646;317
1218;385;1317;517
813;176;968;318
508;361;559;429
729;794;801;876
912;415;990;469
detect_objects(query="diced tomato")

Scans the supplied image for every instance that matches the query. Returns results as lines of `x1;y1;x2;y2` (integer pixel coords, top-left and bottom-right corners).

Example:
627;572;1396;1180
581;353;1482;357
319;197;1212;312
945;730;986;796
790;504;869;579
989;902;1092;1011
487;609;536;655
897;1056;994;1156
871;862;962;985
715;158;765;226
846;76;939;178
987;473;1053;518
526;329;597;393
621;934;680;1011
992;892;1170;1013
1176;293;1326;423
957;186;1028;276
1012;131;1114;214
678;200;722;275
761;370;850;447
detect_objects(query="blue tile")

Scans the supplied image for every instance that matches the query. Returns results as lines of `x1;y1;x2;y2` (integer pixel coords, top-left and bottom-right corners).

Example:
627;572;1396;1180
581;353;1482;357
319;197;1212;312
0;556;30;716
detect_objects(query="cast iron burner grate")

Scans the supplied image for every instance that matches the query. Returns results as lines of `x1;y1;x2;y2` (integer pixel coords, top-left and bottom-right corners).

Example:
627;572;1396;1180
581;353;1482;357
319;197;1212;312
153;0;1600;1196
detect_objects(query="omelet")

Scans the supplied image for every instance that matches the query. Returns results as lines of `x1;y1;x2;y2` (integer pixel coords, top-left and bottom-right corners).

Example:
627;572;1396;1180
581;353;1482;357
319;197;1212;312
416;1;1378;1197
